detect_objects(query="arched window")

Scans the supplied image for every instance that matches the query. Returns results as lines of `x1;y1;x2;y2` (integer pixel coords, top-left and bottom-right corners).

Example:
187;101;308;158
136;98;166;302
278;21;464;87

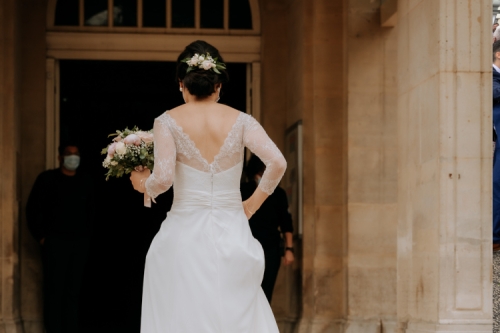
49;0;258;34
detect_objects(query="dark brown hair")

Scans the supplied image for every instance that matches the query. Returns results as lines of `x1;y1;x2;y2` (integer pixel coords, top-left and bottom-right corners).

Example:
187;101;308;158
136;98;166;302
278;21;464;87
493;40;500;62
176;40;229;98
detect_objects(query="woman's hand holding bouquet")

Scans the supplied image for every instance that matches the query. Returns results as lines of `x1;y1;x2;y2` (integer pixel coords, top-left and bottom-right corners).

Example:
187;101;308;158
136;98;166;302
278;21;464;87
102;127;155;206
130;165;151;193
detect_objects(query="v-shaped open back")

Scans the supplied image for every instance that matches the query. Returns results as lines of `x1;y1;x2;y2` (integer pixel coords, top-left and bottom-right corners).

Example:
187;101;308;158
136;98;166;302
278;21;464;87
144;110;287;200
164;112;244;172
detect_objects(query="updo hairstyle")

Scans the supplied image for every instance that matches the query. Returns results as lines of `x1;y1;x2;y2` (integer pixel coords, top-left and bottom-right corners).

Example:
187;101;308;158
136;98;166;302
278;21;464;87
176;40;229;98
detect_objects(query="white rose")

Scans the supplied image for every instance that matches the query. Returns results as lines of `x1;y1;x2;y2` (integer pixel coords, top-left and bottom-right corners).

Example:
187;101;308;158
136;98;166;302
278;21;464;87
189;54;199;65
201;60;213;70
115;141;127;155
103;156;111;167
198;55;205;61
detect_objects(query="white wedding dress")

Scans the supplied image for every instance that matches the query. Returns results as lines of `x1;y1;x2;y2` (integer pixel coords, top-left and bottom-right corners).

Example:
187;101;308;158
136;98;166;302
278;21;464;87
141;111;287;333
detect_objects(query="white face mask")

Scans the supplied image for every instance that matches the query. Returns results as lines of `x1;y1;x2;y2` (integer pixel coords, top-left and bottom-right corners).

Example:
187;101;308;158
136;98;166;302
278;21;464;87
63;155;80;171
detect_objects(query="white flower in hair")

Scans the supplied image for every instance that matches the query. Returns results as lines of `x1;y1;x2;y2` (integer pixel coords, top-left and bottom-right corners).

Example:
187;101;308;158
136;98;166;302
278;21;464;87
201;60;215;70
187;54;200;66
181;52;226;74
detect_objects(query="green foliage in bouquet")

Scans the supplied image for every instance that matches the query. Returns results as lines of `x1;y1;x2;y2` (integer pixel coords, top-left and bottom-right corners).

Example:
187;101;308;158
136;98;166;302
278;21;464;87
101;126;154;180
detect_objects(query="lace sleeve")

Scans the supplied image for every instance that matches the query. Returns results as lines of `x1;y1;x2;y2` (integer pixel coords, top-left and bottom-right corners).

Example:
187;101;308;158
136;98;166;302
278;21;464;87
243;115;287;195
145;115;176;199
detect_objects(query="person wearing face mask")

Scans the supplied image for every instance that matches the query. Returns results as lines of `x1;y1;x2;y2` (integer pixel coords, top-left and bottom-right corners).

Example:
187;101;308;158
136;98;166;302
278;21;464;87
240;154;294;303
26;142;95;333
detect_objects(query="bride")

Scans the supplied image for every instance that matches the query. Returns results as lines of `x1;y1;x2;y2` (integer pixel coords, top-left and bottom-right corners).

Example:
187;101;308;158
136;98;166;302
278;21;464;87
130;40;287;333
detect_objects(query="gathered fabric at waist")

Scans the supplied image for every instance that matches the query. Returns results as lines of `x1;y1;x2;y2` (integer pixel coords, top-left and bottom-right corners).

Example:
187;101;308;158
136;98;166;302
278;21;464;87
172;189;243;211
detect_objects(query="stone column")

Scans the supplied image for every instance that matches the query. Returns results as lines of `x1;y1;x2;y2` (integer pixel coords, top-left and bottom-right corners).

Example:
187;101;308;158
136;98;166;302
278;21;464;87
19;1;48;332
0;0;22;332
287;0;348;332
260;1;301;332
397;0;492;332
346;0;398;332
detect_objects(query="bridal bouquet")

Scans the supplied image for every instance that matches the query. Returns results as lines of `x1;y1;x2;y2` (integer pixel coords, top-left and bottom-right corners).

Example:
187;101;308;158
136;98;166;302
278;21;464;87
101;127;154;181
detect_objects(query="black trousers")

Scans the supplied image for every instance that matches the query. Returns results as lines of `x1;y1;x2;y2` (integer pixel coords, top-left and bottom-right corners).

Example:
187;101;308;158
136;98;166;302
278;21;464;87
261;244;281;303
42;236;89;333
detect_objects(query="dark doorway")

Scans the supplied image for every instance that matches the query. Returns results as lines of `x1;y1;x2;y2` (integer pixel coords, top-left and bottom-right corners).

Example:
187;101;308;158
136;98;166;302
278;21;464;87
59;60;246;332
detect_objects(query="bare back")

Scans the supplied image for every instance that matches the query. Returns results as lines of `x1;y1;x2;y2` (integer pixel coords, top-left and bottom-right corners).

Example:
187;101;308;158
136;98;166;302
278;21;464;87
168;103;241;165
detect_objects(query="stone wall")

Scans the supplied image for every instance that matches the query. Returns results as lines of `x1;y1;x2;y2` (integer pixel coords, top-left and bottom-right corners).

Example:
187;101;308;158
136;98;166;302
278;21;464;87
397;0;492;331
260;1;301;332
0;1;47;332
286;0;349;332
346;0;398;332
0;1;495;333
0;0;22;332
18;1;48;332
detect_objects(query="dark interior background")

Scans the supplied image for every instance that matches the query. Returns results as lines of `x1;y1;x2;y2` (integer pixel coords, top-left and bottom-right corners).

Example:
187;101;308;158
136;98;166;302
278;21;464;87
59;60;246;332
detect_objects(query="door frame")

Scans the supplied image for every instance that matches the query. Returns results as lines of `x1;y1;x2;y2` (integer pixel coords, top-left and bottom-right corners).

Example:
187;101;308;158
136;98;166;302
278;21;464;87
45;32;261;169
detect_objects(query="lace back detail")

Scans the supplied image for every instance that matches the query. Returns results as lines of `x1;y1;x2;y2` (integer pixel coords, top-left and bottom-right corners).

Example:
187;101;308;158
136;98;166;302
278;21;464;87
164;113;211;172
164;112;246;174
145;111;286;200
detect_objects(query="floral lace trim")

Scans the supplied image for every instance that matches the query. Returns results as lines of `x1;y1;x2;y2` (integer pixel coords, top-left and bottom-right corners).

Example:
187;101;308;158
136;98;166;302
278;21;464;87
209;113;247;173
258;178;281;195
145;114;175;199
164;112;210;172
242;114;287;195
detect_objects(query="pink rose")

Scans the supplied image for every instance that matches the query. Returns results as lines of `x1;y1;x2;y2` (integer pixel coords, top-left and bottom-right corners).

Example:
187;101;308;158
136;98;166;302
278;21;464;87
107;142;117;157
124;134;141;146
136;131;154;144
113;136;122;142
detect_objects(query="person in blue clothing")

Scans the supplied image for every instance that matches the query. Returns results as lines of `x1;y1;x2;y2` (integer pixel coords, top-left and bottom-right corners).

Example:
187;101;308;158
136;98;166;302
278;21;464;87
492;40;500;333
493;40;500;250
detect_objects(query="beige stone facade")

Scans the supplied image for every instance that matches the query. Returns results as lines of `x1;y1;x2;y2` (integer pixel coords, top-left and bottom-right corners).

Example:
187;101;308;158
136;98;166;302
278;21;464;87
0;0;493;332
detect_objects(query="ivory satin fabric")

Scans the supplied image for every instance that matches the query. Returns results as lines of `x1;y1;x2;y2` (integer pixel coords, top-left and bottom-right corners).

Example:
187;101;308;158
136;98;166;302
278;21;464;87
141;111;286;332
141;162;279;333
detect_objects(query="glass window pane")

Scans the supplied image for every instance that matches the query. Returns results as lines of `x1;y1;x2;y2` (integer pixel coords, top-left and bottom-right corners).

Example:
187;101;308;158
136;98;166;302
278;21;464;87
143;0;166;27
171;0;195;28
229;0;252;30
84;0;108;26
55;0;79;26
200;0;223;29
113;0;137;26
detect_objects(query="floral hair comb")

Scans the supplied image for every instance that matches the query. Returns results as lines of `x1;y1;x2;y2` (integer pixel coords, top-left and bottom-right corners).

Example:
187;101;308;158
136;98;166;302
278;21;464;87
181;53;226;74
